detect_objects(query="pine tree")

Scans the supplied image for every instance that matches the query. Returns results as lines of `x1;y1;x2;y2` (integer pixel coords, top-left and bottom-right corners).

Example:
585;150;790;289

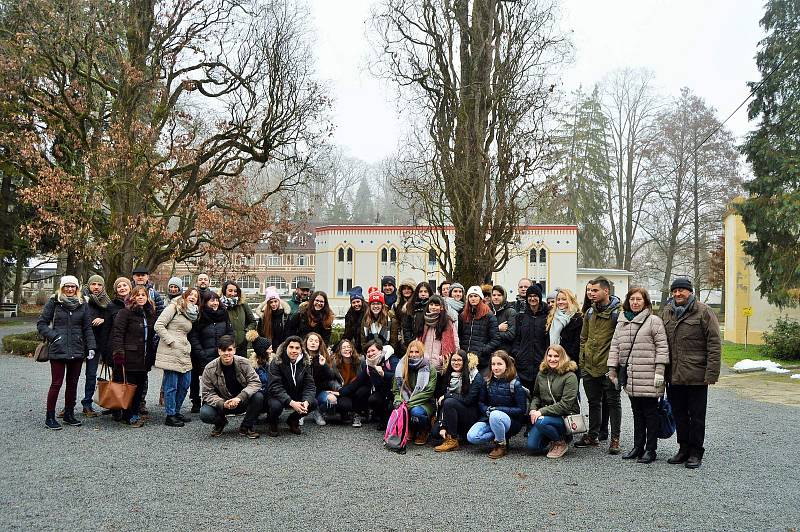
738;0;800;306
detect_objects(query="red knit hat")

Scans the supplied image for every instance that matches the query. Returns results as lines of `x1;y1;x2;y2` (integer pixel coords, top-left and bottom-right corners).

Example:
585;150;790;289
367;287;385;304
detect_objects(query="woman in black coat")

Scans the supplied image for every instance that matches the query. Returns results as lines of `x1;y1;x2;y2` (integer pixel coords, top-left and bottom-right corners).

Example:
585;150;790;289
546;288;583;366
458;286;500;372
433;350;484;452
189;291;233;412
402;282;432;349
110;285;156;427
511;284;550;392
37;276;97;430
287;291;334;346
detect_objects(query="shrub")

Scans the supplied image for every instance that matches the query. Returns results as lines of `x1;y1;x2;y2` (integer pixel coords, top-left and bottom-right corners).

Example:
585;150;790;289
761;317;800;361
2;331;42;357
330;324;343;347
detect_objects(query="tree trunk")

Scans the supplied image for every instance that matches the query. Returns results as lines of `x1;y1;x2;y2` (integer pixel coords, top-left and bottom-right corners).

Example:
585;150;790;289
13;254;24;304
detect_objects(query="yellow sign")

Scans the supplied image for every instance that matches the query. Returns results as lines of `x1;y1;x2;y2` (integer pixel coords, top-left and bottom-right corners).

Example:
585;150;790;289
742;306;753;317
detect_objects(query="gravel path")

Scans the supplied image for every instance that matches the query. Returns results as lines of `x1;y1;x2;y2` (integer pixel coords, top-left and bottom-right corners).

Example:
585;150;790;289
0;352;797;531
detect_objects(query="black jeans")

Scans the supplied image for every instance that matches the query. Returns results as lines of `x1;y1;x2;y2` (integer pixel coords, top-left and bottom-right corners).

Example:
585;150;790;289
199;391;265;429
368;390;392;423
189;360;207;406
668;384;708;457
340;383;371;416
439;397;478;439
629;396;659;452
583;374;621;439
266;397;318;424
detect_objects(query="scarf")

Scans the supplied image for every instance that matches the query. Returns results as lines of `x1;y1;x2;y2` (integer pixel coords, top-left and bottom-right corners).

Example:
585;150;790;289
83;288;110;309
384;291;397;308
549;309;574;346
624;310;641;321
447;297;464;314
202;305;228;323
57;293;82;311
394;357;430;401
183;303;199;322
220;295;239;308
447;373;463;395
424;310;440;327
669;295;696;320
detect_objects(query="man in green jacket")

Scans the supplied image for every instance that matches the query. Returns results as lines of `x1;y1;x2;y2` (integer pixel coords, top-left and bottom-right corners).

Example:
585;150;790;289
576;277;622;453
662;277;721;470
287;280;311;316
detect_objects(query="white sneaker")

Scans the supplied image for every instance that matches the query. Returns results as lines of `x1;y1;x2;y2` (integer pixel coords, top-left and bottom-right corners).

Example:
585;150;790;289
352;414;362;428
298;416;304;426
312;410;326;426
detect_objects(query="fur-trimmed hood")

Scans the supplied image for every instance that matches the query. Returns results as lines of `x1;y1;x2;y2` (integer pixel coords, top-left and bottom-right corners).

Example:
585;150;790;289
269;337;311;366
253;298;291;320
539;357;578;375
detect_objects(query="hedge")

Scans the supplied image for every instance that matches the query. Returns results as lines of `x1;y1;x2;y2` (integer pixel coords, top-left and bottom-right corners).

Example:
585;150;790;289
2;331;41;357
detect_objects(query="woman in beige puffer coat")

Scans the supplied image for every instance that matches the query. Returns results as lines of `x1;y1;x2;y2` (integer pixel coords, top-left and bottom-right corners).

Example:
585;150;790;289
608;287;669;463
155;288;200;426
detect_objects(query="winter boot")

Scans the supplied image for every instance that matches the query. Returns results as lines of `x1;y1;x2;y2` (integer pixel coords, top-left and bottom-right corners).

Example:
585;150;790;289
488;441;508;459
45;411;62;431
62;408;82;427
434;436;460;453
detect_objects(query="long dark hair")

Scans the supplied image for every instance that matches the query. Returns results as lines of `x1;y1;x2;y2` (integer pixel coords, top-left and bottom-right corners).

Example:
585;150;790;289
414;295;450;339
405;281;432;315
442;349;471;396
303;291;334;329
581;282;592;313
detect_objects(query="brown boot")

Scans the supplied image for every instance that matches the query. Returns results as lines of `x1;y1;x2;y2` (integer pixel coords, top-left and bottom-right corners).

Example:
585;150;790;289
287;416;302;435
434;436;460;452
608;437;621;455
414;429;429;446
488;441;507;459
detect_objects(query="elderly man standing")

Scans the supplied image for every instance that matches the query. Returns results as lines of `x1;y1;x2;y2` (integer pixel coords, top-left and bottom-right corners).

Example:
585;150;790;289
662;277;721;470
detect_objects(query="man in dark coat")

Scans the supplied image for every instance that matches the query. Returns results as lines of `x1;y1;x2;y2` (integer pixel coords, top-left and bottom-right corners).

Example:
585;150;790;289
81;274;113;416
662;277;721;470
511;284;549;392
489;285;517;354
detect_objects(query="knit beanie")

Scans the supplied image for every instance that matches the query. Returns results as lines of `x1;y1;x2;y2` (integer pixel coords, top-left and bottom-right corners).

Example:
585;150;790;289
168;276;183;290
546;289;559;301
349;286;365;302
670;277;693;292
114;277;132;293
466;286;483;299
526;283;544;300
60;275;80;289
450;282;465;293
87;274;105;286
380;276;396;288
264;286;280;302
368;290;385;305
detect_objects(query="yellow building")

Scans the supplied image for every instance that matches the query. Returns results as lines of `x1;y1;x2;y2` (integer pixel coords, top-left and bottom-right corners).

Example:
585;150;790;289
724;200;800;344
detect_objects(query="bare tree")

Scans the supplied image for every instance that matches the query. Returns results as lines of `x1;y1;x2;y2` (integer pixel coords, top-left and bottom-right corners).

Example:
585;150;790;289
370;0;569;284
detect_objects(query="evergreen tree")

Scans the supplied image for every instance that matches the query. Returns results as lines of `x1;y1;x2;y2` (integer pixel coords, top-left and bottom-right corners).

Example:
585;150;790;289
738;0;800;306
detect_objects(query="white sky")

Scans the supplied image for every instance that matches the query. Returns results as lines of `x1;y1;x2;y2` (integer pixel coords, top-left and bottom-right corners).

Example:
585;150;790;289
310;0;765;164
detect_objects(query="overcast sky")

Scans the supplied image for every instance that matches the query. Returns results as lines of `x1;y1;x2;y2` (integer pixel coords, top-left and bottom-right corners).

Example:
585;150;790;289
310;0;765;164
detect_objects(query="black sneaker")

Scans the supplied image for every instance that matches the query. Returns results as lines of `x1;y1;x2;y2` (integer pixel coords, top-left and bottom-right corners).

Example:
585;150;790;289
45;413;62;431
62;409;82;427
164;415;185;427
175;413;192;423
239;426;260;439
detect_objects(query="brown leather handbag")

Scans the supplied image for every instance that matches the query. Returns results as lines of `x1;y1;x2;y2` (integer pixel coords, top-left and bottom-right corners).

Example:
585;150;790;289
95;364;137;410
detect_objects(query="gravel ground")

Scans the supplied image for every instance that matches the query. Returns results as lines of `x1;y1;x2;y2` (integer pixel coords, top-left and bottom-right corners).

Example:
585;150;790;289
0;348;798;531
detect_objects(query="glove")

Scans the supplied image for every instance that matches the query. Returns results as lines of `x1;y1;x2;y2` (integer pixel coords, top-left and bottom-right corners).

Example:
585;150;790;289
113;352;125;367
87;350;95;360
654;374;664;388
245;330;259;343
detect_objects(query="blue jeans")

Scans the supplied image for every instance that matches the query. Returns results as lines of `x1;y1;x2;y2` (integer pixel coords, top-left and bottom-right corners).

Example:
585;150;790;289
317;390;338;413
527;416;566;453
162;370;191;416
467;411;512;444
81;355;101;408
409;405;429;431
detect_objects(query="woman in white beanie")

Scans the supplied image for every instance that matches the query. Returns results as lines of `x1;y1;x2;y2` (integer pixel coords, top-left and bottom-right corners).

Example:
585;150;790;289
37;275;97;430
457;286;500;373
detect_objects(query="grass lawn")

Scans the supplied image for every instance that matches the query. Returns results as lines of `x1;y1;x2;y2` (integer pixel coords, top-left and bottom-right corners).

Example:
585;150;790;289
722;341;800;367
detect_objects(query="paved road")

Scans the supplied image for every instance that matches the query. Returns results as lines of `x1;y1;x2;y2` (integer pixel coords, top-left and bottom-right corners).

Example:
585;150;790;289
0;352;797;531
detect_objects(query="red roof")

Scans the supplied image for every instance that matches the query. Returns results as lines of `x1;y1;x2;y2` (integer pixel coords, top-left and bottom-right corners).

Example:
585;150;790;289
315;224;577;233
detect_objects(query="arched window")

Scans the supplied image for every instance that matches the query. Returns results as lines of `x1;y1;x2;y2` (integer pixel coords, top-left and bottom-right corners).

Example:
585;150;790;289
267;275;289;293
238;275;260;291
539;248;547;263
381;248;388;262
291;276;314;291
346;247;353;262
390;248;397;262
529;249;537;263
338;248;345;262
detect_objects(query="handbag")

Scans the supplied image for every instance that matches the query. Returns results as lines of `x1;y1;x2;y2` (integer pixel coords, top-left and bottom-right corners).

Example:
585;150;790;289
95;364;137;410
546;375;588;435
657;391;676;439
34;342;49;362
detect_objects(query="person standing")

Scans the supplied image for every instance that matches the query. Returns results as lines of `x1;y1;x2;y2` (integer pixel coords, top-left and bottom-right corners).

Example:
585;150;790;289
38;276;97;430
287;280;312;316
438;281;452;298
220;281;258;357
381;276;399;310
401;282;432;350
458;286;500;373
188;291;233;413
287;290;335;346
608;287;669;464
155;287;200;426
131;265;165;316
415;295;458;374
661;278;721;469
165;277;183;304
510;284;549;392
545;288;583;367
359;289;399;353
342;286;366;351
489;285;517;355
576;278;622;454
196;273;211;298
254;286;292;357
81;274;112;417
513;278;532;313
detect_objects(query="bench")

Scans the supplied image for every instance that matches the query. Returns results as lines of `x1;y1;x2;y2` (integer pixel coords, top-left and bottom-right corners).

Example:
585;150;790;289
1;303;18;318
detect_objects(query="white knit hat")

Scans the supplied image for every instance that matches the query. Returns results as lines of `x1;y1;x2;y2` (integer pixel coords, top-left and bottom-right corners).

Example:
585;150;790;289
466;285;483;298
60;275;80;289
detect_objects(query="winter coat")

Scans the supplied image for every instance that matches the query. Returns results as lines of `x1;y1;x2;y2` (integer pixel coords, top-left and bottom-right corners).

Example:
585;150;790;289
339;346;399;397
227;301;257;355
254;299;292;350
435;369;484;408
478;377;528;436
557;314;583;366
189;307;234;367
392;359;438;417
511;303;550;383
110;304;157;372
37;296;96;361
419;320;459;374
458;311;500;369
402;300;428;349
267;340;317;406
105;298;127;363
608;310;670;397
201;355;262;408
359;312;400;354
579;296;621;378
343;306;366;351
491;302;517;353
661;299;721;385
154;303;195;373
531;359;580;417
287;303;333;346
85;297;113;358
287;294;305;316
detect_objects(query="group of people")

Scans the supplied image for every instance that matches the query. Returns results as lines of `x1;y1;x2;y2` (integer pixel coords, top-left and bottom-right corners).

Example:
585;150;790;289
37;269;720;468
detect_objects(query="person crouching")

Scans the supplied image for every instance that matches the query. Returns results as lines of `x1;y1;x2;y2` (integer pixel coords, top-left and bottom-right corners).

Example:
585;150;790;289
266;336;318;437
199;335;264;439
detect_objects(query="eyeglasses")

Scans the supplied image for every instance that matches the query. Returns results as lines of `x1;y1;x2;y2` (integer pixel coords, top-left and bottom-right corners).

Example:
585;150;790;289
314;299;325;304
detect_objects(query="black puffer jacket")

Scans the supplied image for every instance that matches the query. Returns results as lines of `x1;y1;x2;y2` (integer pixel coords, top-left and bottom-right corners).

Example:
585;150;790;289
511;302;550;383
491;302;517;353
558;314;583;367
111;304;156;372
343;306;366;352
189;307;234;366
37;296;96;361
402;299;428;348
458;310;500;370
267;340;317;406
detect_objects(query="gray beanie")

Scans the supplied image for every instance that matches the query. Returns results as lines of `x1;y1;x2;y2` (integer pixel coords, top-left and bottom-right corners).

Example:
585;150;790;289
450;282;465;293
168;276;183;290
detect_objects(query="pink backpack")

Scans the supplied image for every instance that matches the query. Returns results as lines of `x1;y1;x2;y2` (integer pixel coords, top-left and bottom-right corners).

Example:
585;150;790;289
384;402;409;453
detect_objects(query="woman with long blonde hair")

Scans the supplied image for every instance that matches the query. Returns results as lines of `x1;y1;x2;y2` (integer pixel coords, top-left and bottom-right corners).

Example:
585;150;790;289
545;288;583;366
392;339;438;445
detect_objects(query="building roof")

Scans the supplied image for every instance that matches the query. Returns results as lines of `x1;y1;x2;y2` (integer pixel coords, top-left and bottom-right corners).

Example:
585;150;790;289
577;268;635;277
316;224;578;234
